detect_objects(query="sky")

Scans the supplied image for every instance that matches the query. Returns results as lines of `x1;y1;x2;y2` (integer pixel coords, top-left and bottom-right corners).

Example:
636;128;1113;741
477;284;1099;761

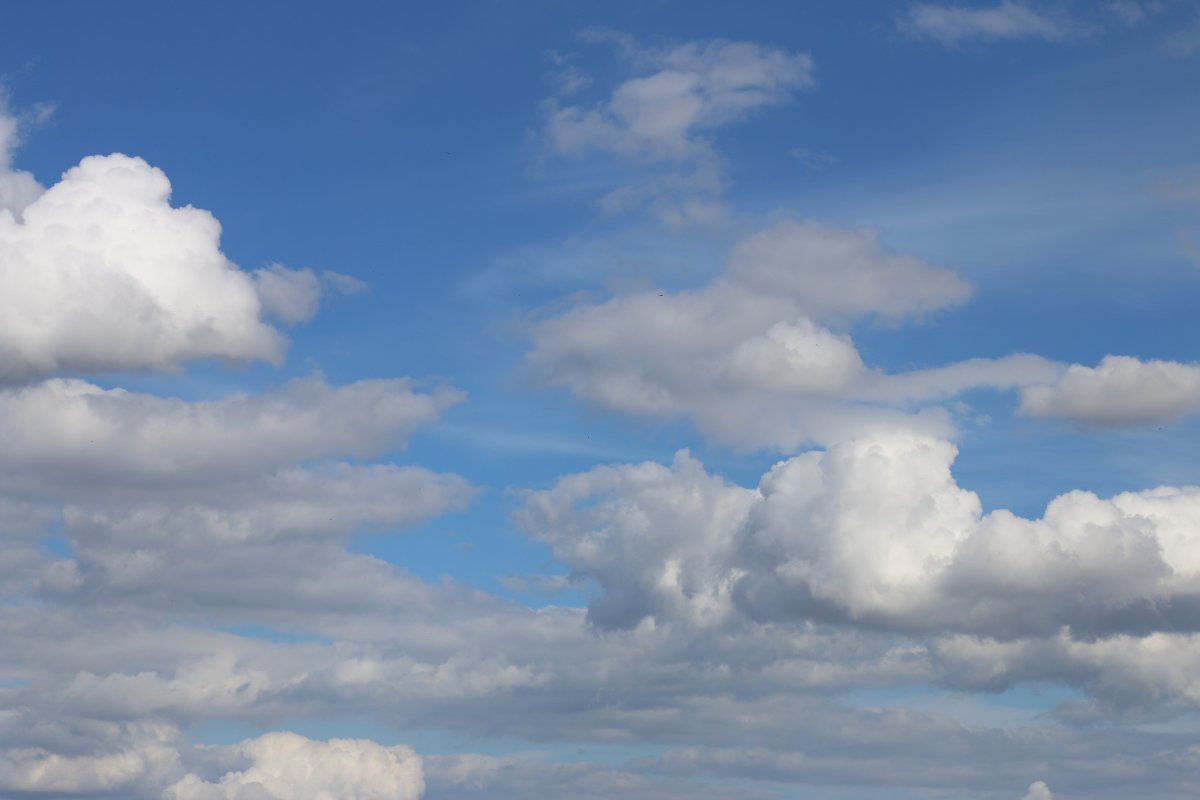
2;1;1200;798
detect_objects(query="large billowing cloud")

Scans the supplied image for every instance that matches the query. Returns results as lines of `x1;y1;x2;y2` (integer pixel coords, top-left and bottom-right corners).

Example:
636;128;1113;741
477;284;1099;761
167;733;424;800
0;152;349;383
1019;355;1200;425
518;431;1200;638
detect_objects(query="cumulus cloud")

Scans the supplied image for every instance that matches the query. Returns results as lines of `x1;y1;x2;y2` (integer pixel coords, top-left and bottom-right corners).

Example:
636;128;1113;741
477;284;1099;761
901;2;1072;45
524;220;1035;449
1019;355;1200;425
166;733;424;800
518;431;1200;638
545;36;813;160
0;153;322;382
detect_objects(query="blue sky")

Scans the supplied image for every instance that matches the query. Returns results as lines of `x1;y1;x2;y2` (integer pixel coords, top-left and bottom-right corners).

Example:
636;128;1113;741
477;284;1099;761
2;2;1200;799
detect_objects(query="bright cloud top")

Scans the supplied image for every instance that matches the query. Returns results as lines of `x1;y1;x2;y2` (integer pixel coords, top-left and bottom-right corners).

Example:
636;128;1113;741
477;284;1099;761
167;733;424;800
0;152;340;383
519;431;1200;638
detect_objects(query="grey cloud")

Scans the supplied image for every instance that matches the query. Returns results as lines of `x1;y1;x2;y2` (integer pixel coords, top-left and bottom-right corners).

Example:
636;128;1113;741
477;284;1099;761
1019;355;1200;425
0;375;463;497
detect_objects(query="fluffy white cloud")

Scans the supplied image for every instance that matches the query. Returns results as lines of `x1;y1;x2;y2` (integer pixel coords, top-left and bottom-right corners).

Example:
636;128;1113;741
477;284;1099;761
519;431;1200;637
901;2;1071;45
1019;355;1200;425
545;37;813;160
166;733;423;800
0;153;312;382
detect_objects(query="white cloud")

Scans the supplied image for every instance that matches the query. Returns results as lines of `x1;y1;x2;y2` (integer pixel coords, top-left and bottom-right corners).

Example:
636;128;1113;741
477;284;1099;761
1019;355;1200;425
525;220;993;449
519;431;1200;637
901;2;1071;45
726;220;973;321
166;733;424;800
0;153;306;382
0;102;45;218
545;38;813;160
1023;780;1054;800
0;375;463;492
541;35;813;225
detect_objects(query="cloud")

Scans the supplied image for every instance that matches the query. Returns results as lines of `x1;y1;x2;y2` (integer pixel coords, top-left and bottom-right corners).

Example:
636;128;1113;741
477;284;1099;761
0;720;182;796
0;100;46;218
1023;780;1055;799
545;37;813;160
166;733;424;800
540;35;813;225
519;431;1200;639
901;2;1072;45
321;269;369;295
726;221;973;321
0;153;316;382
0;375;463;495
524;220;997;449
1019;355;1200;425
253;264;322;324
